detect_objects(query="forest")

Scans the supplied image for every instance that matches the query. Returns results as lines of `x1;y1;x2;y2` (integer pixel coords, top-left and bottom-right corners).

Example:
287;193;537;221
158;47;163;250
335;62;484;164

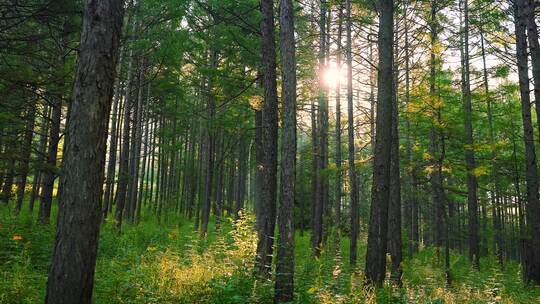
2;0;540;303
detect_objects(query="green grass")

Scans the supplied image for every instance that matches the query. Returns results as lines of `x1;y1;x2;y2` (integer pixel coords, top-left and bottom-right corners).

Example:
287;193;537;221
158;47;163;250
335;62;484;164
1;204;540;303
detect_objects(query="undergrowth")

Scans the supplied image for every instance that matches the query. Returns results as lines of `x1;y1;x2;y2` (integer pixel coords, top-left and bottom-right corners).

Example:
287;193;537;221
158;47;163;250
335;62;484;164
1;205;540;303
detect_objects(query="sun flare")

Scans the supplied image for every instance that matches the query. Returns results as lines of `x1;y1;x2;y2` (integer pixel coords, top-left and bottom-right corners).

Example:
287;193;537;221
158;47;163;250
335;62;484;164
323;62;347;88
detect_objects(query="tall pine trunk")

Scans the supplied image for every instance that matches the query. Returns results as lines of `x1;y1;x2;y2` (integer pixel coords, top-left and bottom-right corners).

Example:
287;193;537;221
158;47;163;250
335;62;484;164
275;0;296;300
346;0;360;267
514;0;540;284
256;0;278;276
102;45;124;220
388;17;402;282
38;95;62;224
15;105;36;214
461;0;480;270
115;38;135;230
45;0;124;301
29;106;51;212
365;0;393;285
312;0;328;256
334;0;344;235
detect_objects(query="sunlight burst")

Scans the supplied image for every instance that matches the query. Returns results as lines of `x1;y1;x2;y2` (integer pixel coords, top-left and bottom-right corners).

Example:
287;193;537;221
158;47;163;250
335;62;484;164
323;61;347;88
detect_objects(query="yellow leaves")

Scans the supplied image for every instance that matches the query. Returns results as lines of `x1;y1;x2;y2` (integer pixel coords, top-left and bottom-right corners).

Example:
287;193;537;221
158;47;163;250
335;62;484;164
249;95;263;111
12;235;22;241
180;63;195;77
465;142;492;153
332;265;342;279
422;152;432;161
308;287;318;294
424;165;451;175
431;97;444;110
432;118;447;130
441;165;452;174
472;166;490;177
406;101;423;114
433;41;444;56
354;158;369;168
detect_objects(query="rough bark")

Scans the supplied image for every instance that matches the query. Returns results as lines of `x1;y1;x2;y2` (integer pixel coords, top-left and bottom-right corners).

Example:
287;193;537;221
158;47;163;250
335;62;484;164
114;40;135;230
403;1;418;256
45;0;124;302
201;51;217;237
312;0;327;256
38;93;62;225
461;0;480;270
14;105;36;214
125;63;144;222
136;83;151;224
365;0;393;286
29;106;51;212
255;0;278;276
429;0;444;255
275;0;296;301
334;0;344;234
525;0;540;145
388;19;402;282
514;0;540;284
102;45;124;220
346;0;360;267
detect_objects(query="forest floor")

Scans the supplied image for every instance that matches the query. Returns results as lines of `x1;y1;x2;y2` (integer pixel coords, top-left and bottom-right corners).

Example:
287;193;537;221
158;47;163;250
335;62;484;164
1;205;540;304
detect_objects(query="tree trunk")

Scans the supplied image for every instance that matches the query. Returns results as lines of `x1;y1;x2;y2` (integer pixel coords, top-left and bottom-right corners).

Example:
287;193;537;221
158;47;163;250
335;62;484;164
235;137;248;216
114;40;135;230
148;119;157;211
461;0;480;270
334;0;344;235
136;84;151;224
365;0;393;286
312;0;328;257
214;131;225;227
403;0;418;256
15;105;36;214
45;1;124;302
201;51;217;237
388;18;402;283
514;0;540;284
346;0;360;268
254;107;263;229
38;94;62;225
194;122;204;229
274;0;296;300
256;0;278;276
102;45;124;220
126;63;145;222
525;0;540;145
29;106;51;213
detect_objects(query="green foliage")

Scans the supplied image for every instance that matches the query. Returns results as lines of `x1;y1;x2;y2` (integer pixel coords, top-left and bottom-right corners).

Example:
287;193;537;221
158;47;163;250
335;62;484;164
3;205;540;303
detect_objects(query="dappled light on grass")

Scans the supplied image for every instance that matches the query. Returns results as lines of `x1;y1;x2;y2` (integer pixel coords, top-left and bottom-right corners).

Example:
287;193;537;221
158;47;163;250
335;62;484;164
2;207;540;303
150;212;258;302
92;212;272;304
